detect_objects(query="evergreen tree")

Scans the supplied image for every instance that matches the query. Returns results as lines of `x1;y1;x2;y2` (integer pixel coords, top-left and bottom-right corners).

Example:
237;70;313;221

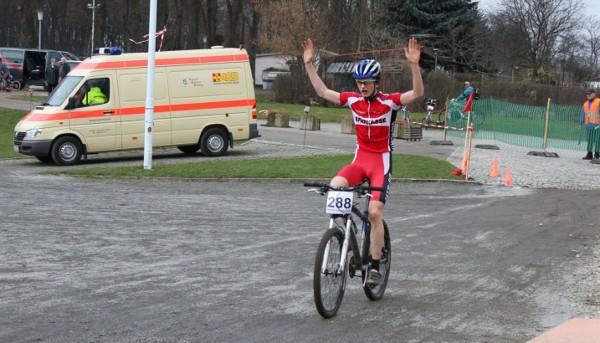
381;0;485;72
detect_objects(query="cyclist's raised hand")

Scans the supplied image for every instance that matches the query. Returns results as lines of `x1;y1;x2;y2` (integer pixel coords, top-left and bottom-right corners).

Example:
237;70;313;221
303;39;316;65
303;38;340;105
404;37;422;66
400;38;424;106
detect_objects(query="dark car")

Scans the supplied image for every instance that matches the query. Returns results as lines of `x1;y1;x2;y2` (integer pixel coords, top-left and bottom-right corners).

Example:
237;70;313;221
0;47;81;90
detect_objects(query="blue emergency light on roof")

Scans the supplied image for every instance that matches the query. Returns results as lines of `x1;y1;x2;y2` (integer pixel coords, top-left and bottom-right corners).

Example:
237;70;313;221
93;47;123;56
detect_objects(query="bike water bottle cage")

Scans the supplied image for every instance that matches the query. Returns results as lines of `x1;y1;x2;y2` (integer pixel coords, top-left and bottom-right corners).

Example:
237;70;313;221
353;59;381;81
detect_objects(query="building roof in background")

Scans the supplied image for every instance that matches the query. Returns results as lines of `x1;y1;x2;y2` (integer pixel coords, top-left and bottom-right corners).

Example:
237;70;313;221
327;61;355;74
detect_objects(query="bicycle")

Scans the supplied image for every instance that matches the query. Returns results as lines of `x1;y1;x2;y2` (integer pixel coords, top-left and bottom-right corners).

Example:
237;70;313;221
400;105;409;122
0;73;19;92
423;98;445;127
304;181;391;318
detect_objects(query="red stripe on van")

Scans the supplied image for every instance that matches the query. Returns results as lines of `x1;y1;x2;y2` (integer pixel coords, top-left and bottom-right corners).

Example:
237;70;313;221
75;54;249;70
170;99;255;112
119;105;171;116
20;99;256;122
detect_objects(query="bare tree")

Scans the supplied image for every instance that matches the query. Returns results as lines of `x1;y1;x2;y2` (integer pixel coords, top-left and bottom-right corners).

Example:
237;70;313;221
583;18;600;78
199;0;219;47
497;0;583;79
253;0;329;56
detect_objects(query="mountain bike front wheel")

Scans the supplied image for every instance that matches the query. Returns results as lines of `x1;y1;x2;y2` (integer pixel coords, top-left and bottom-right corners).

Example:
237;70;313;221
313;228;348;318
363;220;391;301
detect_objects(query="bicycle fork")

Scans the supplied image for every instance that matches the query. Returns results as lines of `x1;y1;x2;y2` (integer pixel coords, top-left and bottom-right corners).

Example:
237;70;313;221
321;216;361;277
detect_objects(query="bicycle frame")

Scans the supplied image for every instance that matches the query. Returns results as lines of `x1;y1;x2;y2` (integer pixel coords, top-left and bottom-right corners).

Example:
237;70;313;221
322;197;371;279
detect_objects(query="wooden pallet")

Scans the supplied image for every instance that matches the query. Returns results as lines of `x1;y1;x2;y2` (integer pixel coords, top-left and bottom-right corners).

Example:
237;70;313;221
395;121;422;141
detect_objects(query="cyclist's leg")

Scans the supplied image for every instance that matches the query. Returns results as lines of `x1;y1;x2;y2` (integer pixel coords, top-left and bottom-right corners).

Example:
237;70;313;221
367;151;390;259
334;153;366;188
368;200;384;261
330;175;349;188
364;220;391;299
363;151;391;285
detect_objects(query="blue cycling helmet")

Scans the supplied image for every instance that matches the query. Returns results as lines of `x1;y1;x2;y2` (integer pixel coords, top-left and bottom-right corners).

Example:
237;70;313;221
353;59;382;80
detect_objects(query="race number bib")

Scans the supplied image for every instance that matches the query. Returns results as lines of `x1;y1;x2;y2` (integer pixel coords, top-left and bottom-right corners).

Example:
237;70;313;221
326;191;353;214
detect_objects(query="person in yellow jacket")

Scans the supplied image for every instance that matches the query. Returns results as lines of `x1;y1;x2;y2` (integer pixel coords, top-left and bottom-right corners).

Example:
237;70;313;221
82;86;107;106
579;88;600;160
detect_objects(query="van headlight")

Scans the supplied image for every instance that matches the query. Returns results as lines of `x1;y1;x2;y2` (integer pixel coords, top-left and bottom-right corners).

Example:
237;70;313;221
24;129;44;139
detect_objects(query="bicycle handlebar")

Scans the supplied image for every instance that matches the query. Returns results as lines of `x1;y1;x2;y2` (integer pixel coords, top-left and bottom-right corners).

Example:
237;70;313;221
303;182;386;193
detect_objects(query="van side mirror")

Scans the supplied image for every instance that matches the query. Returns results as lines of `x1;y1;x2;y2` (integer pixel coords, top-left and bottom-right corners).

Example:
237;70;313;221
66;96;77;110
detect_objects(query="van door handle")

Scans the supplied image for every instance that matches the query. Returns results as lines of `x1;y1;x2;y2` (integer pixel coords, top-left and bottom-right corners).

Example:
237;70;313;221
103;110;115;115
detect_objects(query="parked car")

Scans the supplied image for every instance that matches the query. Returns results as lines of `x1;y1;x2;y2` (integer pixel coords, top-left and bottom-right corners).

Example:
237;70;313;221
0;47;81;90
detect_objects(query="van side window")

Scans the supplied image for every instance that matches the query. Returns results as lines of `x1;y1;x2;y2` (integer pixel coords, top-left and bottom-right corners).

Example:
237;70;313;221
1;49;24;65
76;78;110;107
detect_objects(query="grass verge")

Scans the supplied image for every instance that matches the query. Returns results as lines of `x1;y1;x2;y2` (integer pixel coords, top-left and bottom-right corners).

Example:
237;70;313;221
2;105;458;180
0;108;27;159
46;154;464;180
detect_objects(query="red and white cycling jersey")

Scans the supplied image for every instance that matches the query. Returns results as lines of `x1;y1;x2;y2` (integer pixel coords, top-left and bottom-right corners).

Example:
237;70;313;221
340;91;403;153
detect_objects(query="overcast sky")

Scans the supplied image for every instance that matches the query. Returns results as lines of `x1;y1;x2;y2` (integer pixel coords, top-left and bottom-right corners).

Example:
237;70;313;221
477;0;600;16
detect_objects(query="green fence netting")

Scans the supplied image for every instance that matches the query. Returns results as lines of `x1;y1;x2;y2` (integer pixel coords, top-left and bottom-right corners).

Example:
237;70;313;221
445;98;585;151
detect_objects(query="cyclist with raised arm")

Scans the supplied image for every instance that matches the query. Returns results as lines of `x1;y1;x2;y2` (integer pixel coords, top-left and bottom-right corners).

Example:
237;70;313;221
303;37;424;286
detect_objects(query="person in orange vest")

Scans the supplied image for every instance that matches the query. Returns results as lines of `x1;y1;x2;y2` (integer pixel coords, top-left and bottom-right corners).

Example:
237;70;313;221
579;88;600;160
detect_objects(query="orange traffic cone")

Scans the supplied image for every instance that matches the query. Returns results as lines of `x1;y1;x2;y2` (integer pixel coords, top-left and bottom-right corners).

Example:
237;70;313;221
489;157;499;177
504;167;513;186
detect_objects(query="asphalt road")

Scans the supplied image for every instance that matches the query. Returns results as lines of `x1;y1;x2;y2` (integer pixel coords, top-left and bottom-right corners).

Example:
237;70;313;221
1;93;599;342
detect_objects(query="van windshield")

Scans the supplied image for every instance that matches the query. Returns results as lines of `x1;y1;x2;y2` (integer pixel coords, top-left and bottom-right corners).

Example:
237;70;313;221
43;76;83;106
61;51;81;61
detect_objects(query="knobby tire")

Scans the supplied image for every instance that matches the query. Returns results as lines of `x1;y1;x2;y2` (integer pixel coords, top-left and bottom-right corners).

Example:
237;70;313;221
313;228;347;318
363;220;391;301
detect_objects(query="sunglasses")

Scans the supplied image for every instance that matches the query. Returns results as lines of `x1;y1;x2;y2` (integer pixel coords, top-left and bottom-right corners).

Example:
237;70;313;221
356;80;377;87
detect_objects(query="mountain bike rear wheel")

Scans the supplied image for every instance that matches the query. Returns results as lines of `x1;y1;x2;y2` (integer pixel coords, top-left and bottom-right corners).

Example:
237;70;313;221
313;228;347;318
363;220;391;300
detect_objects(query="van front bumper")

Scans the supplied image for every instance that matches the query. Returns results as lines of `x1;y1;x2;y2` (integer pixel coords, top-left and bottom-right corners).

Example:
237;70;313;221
14;140;53;156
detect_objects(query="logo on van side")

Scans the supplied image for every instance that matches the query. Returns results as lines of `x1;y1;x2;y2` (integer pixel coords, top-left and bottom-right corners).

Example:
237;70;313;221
213;72;239;84
181;77;203;87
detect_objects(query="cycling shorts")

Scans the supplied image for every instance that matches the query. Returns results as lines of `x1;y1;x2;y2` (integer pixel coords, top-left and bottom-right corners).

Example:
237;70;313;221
336;149;391;203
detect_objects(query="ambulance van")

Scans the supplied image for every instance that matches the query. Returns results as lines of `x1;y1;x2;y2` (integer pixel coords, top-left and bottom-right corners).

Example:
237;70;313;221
13;47;259;165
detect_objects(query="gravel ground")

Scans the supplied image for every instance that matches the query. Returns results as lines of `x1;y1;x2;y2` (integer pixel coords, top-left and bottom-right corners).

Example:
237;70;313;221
2;97;600;340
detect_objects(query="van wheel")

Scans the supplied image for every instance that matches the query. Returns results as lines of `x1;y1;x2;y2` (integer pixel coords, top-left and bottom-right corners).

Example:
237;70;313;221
200;128;229;157
35;155;53;163
51;136;83;165
177;144;200;154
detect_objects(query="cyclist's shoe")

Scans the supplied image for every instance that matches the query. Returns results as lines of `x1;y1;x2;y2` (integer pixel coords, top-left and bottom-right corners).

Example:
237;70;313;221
366;269;382;286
